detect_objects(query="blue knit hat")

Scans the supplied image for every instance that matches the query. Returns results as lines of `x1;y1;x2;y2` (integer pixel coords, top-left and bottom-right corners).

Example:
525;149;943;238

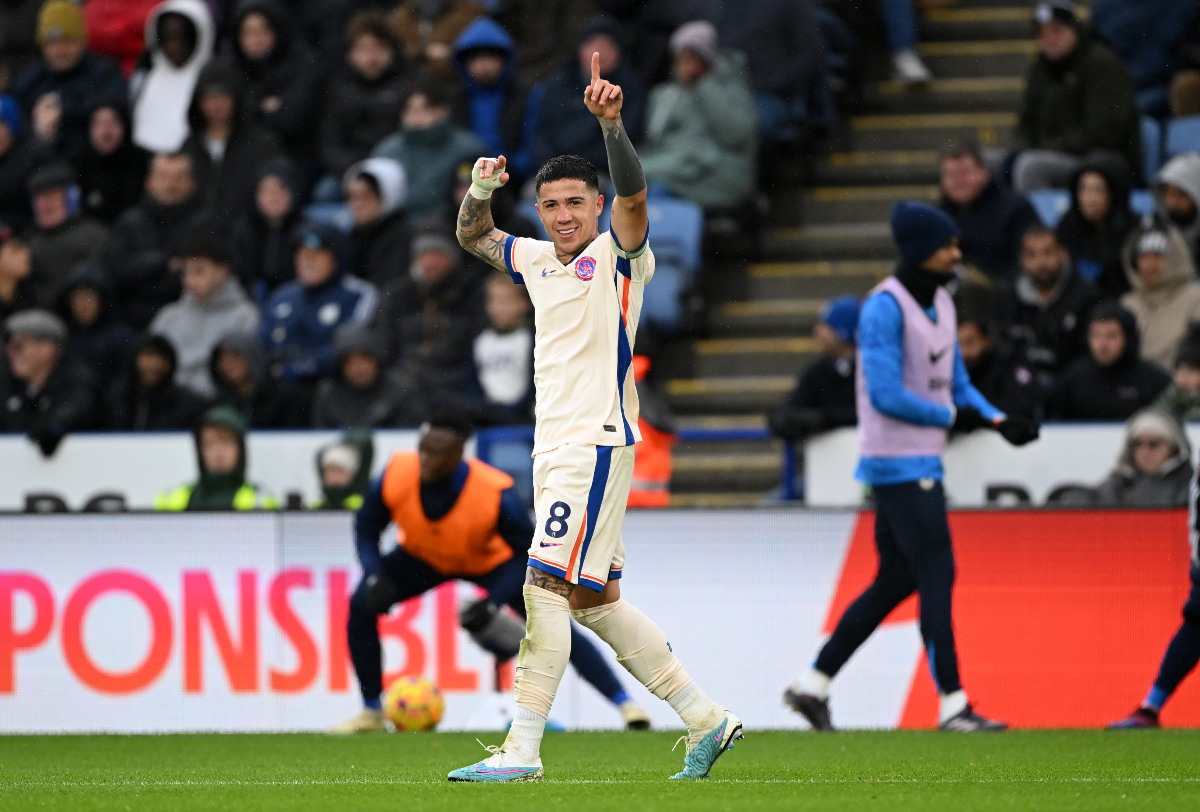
294;220;348;272
821;295;859;345
890;201;961;265
0;96;20;140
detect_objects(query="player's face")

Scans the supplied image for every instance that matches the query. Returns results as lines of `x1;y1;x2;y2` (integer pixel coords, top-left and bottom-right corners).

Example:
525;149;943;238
536;179;603;257
418;427;464;483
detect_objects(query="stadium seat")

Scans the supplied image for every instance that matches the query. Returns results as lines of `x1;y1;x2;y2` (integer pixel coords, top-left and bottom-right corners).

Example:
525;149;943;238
1142;116;1162;181
1027;189;1070;228
303;203;354;232
1129;189;1155;217
1165;115;1200;160
646;200;704;279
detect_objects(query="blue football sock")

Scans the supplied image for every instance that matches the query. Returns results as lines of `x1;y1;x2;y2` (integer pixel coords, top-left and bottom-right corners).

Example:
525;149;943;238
611;689;632;706
1146;620;1200;711
365;696;382;711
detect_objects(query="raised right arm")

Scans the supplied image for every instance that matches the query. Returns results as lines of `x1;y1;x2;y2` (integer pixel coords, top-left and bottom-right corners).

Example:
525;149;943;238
456;155;515;273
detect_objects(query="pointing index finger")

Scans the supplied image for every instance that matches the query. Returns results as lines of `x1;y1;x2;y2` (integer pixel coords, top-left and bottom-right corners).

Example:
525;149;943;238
591;51;600;85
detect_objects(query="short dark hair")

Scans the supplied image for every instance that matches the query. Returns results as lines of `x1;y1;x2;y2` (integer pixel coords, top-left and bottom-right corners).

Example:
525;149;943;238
534;154;600;196
179;230;230;265
426;410;473;439
1020;223;1058;248
407;78;451;110
941;140;984;166
345;10;394;46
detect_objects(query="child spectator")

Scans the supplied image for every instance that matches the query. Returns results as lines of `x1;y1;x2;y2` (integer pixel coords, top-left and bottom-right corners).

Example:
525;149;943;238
229;158;302;298
0;221;36;320
155;406;277;510
54;260;134;381
466;271;534;426
0;308;98;455
1155;324;1200;423
639;21;757;211
11;0;125;152
1055;158;1136;298
1051;303;1171;420
130;0;214;154
956;313;1042;420
344;157;411;288
317;12;410;199
260;221;378;386
1120;222;1200;371
770;295;858;442
313;430;375;510
149;231;259;397
71;96;150;223
208;331;309;428
311;323;421;429
1092;408;1193;507
1153;153;1200;267
101;151;205;328
0;94;53;225
104;333;209;431
372;80;486;221
25;162;108;303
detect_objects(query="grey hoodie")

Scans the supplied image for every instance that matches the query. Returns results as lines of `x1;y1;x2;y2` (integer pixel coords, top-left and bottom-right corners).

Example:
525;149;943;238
150;277;260;396
1154;152;1200;260
1094;408;1194;507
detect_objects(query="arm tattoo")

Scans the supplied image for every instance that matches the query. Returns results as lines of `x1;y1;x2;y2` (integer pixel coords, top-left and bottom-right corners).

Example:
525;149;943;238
457;193;510;272
600;117;646;198
525;566;575;598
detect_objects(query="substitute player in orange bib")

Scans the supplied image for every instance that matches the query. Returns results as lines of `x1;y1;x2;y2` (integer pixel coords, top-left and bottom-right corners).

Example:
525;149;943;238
447;52;741;783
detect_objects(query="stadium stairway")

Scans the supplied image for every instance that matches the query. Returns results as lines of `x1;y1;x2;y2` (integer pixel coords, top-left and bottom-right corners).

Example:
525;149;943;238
662;0;1031;507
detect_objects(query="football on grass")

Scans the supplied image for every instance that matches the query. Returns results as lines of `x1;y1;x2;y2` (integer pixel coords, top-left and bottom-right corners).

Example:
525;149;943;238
384;676;445;731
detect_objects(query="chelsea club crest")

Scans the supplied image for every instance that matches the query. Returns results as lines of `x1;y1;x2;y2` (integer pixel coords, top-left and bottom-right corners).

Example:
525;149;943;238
575;257;596;281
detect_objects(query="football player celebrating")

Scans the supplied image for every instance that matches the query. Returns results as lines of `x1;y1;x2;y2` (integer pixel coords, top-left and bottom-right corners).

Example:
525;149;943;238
447;54;740;782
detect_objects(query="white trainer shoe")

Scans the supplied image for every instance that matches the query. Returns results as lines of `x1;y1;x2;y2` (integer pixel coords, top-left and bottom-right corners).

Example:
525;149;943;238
328;707;387;734
892;49;933;85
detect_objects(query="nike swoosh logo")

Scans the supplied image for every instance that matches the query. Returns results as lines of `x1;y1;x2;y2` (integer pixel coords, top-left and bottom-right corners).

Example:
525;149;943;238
539;541;562;548
930;346;951;364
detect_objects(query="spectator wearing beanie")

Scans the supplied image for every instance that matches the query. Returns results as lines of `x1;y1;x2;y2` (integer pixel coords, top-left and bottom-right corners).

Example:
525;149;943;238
770;295;858;441
0;221;37;321
1156;323;1200;423
25;162;108;303
130;0;215;154
0;308;98;455
1120;221;1200;371
105;333;209;431
312;323;422;429
312;430;375;510
0;94;53;225
344;157;412;289
70;96;151;224
639;20;758;211
54;260;135;381
12;0;126;153
229;158;303;298
1092;408;1193;507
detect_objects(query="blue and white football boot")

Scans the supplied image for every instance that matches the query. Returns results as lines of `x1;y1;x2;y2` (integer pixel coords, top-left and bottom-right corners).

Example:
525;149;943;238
669;710;743;780
447;742;544;783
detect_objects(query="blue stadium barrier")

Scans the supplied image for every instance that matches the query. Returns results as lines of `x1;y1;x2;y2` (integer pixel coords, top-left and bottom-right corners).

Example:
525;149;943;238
1028;189;1070;227
1165;115;1200;160
646;200;704;277
303;203;353;231
1142;116;1162;180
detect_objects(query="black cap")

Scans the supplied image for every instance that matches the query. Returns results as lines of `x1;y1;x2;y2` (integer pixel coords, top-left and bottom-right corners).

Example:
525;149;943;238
27;162;76;195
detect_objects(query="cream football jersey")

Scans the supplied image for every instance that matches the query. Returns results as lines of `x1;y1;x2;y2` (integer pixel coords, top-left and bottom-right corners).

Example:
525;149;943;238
503;229;654;455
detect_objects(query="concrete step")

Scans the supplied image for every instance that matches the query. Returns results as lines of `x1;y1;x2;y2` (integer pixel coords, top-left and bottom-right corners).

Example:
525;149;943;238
814;150;941;186
671;451;782;492
918;39;1033;79
841;111;1017;152
666;375;793;414
676;414;767;431
693;336;817;377
922;6;1036;41
711;298;829;336
747;261;890;299
762;222;895;261
865;76;1024;114
799;184;940;224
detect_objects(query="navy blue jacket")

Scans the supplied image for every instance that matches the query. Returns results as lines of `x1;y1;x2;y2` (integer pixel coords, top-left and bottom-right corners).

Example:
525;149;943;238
260;271;378;381
1092;0;1196;93
13;52;126;152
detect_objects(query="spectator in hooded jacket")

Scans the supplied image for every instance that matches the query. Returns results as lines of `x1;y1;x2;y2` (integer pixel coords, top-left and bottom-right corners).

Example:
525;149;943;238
11;1;125;153
1052;303;1171;421
452;17;535;179
229;157;302;299
229;0;325;169
956;312;1043;420
1012;1;1140;192
1090;0;1196;118
149;231;260;397
344;157;411;289
0;308;98;455
101;151;206;328
130;0;214;154
639;21;757;211
0;94;52;225
25;162;107;303
388;0;483;80
70;96;150;223
312;323;422;429
529;15;646;173
372;79;486;222
990;225;1100;378
104;333;210;431
1156;323;1200;423
260;221;378;385
209;330;309;428
54;260;134;381
937;142;1040;279
1092;408;1194;507
312;429;375;510
1055;156;1137;298
1154;152;1200;267
0;221;37;321
769;295;859;442
155;406;276;510
181;60;281;233
317;12;410;199
1120;222;1200;372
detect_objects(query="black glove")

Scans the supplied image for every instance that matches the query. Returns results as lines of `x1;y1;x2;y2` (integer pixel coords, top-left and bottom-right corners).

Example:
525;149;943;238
951;406;992;433
363;572;401;615
998;415;1040;446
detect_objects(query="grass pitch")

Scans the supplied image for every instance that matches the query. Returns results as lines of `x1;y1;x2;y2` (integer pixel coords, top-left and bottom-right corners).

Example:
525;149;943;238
1;730;1198;811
